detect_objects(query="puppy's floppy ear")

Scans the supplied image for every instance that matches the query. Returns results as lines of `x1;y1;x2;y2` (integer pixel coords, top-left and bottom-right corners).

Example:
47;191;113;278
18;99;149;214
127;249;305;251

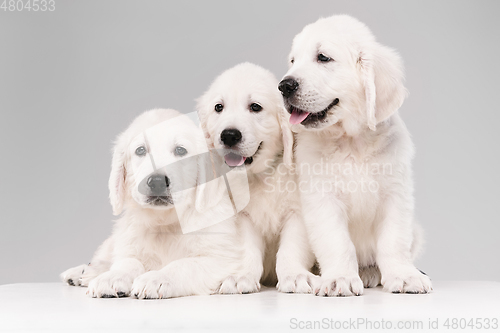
195;93;215;149
108;133;128;216
359;44;408;131
278;104;294;168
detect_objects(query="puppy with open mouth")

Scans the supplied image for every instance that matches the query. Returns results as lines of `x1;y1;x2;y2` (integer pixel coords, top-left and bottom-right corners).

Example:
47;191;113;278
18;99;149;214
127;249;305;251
279;15;432;296
61;109;244;298
197;63;317;293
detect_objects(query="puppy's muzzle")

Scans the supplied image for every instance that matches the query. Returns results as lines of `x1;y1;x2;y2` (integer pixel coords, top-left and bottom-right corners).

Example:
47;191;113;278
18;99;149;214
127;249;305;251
146;174;170;196
278;77;299;98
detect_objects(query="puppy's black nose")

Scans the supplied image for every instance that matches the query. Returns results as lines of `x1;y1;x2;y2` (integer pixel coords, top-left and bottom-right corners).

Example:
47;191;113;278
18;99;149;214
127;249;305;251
220;128;242;147
278;77;299;97
147;174;170;195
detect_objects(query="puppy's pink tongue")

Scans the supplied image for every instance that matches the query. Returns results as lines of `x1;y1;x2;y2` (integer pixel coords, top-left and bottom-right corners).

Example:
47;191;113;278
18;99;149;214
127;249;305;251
224;153;246;167
289;108;310;124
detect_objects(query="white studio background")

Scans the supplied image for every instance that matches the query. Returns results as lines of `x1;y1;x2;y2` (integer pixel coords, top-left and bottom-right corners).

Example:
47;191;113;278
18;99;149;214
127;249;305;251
0;0;499;284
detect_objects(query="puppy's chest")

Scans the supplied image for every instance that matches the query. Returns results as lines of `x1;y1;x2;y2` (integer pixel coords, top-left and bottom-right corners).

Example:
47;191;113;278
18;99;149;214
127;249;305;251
297;140;383;221
244;176;290;237
300;144;382;181
132;231;187;270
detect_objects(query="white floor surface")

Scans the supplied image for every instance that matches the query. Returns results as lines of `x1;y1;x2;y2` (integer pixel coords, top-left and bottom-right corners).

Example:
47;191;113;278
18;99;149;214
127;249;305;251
0;281;499;332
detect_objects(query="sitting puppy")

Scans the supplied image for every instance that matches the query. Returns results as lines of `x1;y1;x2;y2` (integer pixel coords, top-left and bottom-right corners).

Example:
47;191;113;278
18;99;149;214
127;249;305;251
61;109;243;298
278;15;432;295
197;63;317;293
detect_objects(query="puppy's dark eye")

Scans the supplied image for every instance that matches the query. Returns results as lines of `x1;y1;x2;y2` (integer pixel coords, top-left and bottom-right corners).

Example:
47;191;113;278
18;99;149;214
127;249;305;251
317;54;332;62
135;146;147;156
290;59;294;64
174;146;187;156
214;104;223;113
250;103;262;112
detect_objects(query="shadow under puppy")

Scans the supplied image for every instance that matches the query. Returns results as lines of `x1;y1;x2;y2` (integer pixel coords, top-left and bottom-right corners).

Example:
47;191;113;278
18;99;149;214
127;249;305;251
61;109;243;298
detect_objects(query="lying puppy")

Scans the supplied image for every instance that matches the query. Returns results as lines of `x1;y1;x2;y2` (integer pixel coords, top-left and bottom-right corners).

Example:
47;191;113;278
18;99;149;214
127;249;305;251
279;15;432;295
61;109;243;298
197;63;316;293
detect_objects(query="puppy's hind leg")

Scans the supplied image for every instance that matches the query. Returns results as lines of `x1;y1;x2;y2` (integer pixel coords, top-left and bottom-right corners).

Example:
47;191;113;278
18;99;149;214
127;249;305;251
80;260;112;287
60;237;114;287
358;265;381;288
60;264;88;287
60;261;111;287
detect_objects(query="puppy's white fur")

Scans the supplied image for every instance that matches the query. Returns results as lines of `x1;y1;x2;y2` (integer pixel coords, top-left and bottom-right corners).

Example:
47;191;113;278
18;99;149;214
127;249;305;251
61;109;242;298
197;63;316;293
281;15;431;295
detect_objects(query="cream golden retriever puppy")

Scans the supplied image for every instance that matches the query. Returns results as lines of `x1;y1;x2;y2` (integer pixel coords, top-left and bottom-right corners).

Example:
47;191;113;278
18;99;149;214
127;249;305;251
61;108;244;298
278;15;432;296
197;63;317;293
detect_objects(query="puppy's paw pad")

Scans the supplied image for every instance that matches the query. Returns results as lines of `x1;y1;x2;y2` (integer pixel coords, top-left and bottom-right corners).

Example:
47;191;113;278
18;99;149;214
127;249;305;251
236;276;260;294
60;264;87;287
217;276;260;294
86;271;133;298
383;270;432;294
217;276;238;294
132;271;173;299
278;274;313;294
315;276;364;297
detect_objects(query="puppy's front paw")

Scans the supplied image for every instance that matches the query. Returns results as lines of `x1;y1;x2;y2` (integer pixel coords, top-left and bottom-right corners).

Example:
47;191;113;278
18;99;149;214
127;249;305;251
315;275;364;297
86;271;133;298
131;271;174;299
217;275;260;294
60;264;87;286
382;268;432;294
278;274;318;294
